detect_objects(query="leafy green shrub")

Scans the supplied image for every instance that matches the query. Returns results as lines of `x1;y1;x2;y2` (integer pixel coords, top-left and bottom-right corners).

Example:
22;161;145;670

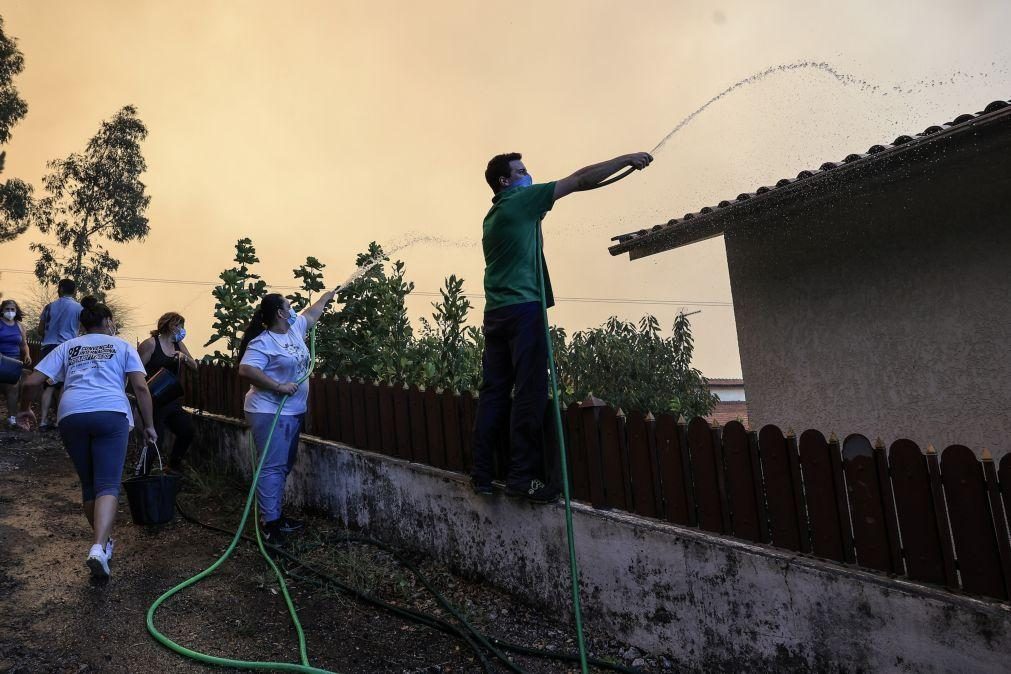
204;240;715;415
553;313;717;417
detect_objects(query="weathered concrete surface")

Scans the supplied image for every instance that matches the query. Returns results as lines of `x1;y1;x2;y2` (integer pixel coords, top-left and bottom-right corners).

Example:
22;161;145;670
190;413;1011;672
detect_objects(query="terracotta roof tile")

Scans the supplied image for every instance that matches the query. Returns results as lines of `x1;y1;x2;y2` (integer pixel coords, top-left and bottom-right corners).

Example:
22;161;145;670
610;99;1011;253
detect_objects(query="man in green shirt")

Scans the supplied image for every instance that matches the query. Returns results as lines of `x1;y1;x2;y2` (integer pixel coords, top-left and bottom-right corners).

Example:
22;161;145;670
473;150;653;503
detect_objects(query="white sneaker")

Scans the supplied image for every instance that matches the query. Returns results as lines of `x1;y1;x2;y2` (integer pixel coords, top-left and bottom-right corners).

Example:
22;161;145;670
104;537;115;561
6;416;15;428
86;544;110;579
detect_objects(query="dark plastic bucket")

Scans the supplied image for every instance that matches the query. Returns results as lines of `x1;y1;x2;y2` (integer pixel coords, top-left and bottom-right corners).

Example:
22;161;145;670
123;442;179;525
123;473;179;525
0;354;22;385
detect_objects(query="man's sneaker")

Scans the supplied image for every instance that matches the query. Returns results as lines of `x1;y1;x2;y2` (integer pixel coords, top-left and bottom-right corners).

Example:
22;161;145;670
279;516;304;534
261;520;287;547
471;479;494;496
506;480;560;505
104;537;115;561
86;544;110;579
7;415;16;429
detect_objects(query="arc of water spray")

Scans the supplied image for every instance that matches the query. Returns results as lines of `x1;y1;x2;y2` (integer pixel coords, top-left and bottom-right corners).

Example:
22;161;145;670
330;234;478;292
648;59;1000;155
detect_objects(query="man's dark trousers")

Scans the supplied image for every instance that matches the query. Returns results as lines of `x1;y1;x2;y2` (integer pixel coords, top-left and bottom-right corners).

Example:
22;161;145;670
471;301;547;490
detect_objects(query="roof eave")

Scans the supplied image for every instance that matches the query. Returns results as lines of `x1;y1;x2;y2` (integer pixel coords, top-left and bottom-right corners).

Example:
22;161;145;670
610;101;1011;261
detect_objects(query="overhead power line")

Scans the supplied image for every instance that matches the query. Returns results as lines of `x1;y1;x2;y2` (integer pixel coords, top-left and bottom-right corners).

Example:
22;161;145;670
0;267;733;308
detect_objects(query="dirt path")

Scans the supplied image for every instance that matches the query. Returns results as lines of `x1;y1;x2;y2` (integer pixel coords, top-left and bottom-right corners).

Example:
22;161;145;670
0;426;673;674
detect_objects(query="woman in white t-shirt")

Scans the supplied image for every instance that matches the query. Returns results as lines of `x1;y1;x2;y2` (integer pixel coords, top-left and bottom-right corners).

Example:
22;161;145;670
237;290;338;545
18;296;157;580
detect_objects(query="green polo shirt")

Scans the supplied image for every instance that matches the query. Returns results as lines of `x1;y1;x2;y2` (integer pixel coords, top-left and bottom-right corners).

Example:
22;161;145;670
482;181;556;313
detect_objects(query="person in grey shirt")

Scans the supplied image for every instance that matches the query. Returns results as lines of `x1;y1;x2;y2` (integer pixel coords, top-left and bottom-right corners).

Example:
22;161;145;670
37;278;82;429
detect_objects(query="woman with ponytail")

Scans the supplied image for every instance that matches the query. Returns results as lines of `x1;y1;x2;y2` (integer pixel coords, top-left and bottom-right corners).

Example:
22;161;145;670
18;296;156;580
237;289;339;545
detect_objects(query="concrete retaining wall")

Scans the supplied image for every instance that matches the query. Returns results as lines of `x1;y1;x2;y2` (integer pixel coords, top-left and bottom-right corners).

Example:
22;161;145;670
189;412;1011;672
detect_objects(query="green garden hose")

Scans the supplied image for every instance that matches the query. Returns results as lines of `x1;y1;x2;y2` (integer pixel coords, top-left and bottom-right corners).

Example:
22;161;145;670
147;250;593;673
174;501;643;674
535;223;591;674
146;328;331;673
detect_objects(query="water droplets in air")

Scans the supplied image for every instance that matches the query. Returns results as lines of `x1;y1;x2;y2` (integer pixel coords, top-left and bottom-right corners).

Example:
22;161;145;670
649;60;1006;155
335;231;479;290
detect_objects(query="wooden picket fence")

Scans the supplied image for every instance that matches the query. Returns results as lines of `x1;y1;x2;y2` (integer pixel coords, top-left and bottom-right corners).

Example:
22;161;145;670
181;364;1011;602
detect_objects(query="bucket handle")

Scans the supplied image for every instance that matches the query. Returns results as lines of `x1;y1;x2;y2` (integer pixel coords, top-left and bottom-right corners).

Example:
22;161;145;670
134;439;164;476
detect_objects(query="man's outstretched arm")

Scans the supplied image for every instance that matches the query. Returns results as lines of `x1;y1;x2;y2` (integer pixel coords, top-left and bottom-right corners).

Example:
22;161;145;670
553;152;653;201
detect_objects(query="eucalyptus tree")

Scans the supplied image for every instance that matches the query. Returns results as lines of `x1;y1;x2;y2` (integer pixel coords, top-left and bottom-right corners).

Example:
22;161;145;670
32;105;150;297
0;15;32;244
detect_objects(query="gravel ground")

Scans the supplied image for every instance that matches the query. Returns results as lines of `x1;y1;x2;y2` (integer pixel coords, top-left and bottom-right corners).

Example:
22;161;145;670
0;420;679;673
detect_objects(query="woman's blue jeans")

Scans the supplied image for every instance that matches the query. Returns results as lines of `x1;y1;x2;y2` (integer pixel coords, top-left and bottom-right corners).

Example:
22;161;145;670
245;412;303;523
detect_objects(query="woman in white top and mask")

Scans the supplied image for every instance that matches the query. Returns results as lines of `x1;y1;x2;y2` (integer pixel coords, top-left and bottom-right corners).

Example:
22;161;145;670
237;290;339;545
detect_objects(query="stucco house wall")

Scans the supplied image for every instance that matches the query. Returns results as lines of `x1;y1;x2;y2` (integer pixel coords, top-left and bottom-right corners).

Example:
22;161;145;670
724;130;1011;454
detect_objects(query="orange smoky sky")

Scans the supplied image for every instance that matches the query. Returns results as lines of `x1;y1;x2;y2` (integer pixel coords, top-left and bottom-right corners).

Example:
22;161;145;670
1;0;1008;376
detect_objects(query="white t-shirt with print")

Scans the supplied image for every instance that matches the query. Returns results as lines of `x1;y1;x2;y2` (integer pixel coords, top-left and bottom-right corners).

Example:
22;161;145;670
240;315;311;415
35;333;146;425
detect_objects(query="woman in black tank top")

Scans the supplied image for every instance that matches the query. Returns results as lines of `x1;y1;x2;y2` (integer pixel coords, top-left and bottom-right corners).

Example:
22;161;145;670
138;312;198;472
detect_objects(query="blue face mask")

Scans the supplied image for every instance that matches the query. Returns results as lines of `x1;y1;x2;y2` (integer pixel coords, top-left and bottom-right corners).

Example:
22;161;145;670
173;327;186;343
511;174;533;189
286;307;298;326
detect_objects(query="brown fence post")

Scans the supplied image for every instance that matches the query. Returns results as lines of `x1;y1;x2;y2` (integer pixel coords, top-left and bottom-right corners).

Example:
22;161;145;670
378;382;396;455
615;409;634;512
829;433;856;563
424;387;445;469
336;377;354;445
799;429;846;562
317;374;331;437
1000;455;1011;541
221;364;231;416
195;362;206;414
307;375;322;437
627;411;658;518
565;402;590;501
690;416;725;533
579;395;609;509
222;364;232;417
722;420;763;543
679;415;698;527
350;379;368;449
208;364;220;415
842;434;900;574
926;444;959;589
408;384;429;465
873;437;903;573
645;413;664;517
364;381;382;452
786;430;812;554
888;439;951;585
232;364;243;418
441;390;464;472
459;390;477;471
748;429;770;543
654;413;694;527
941;445;1007;599
760;425;804;551
712;422;732;534
599;408;631;510
393;382;413;461
981;448;1011;599
325;375;340;441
